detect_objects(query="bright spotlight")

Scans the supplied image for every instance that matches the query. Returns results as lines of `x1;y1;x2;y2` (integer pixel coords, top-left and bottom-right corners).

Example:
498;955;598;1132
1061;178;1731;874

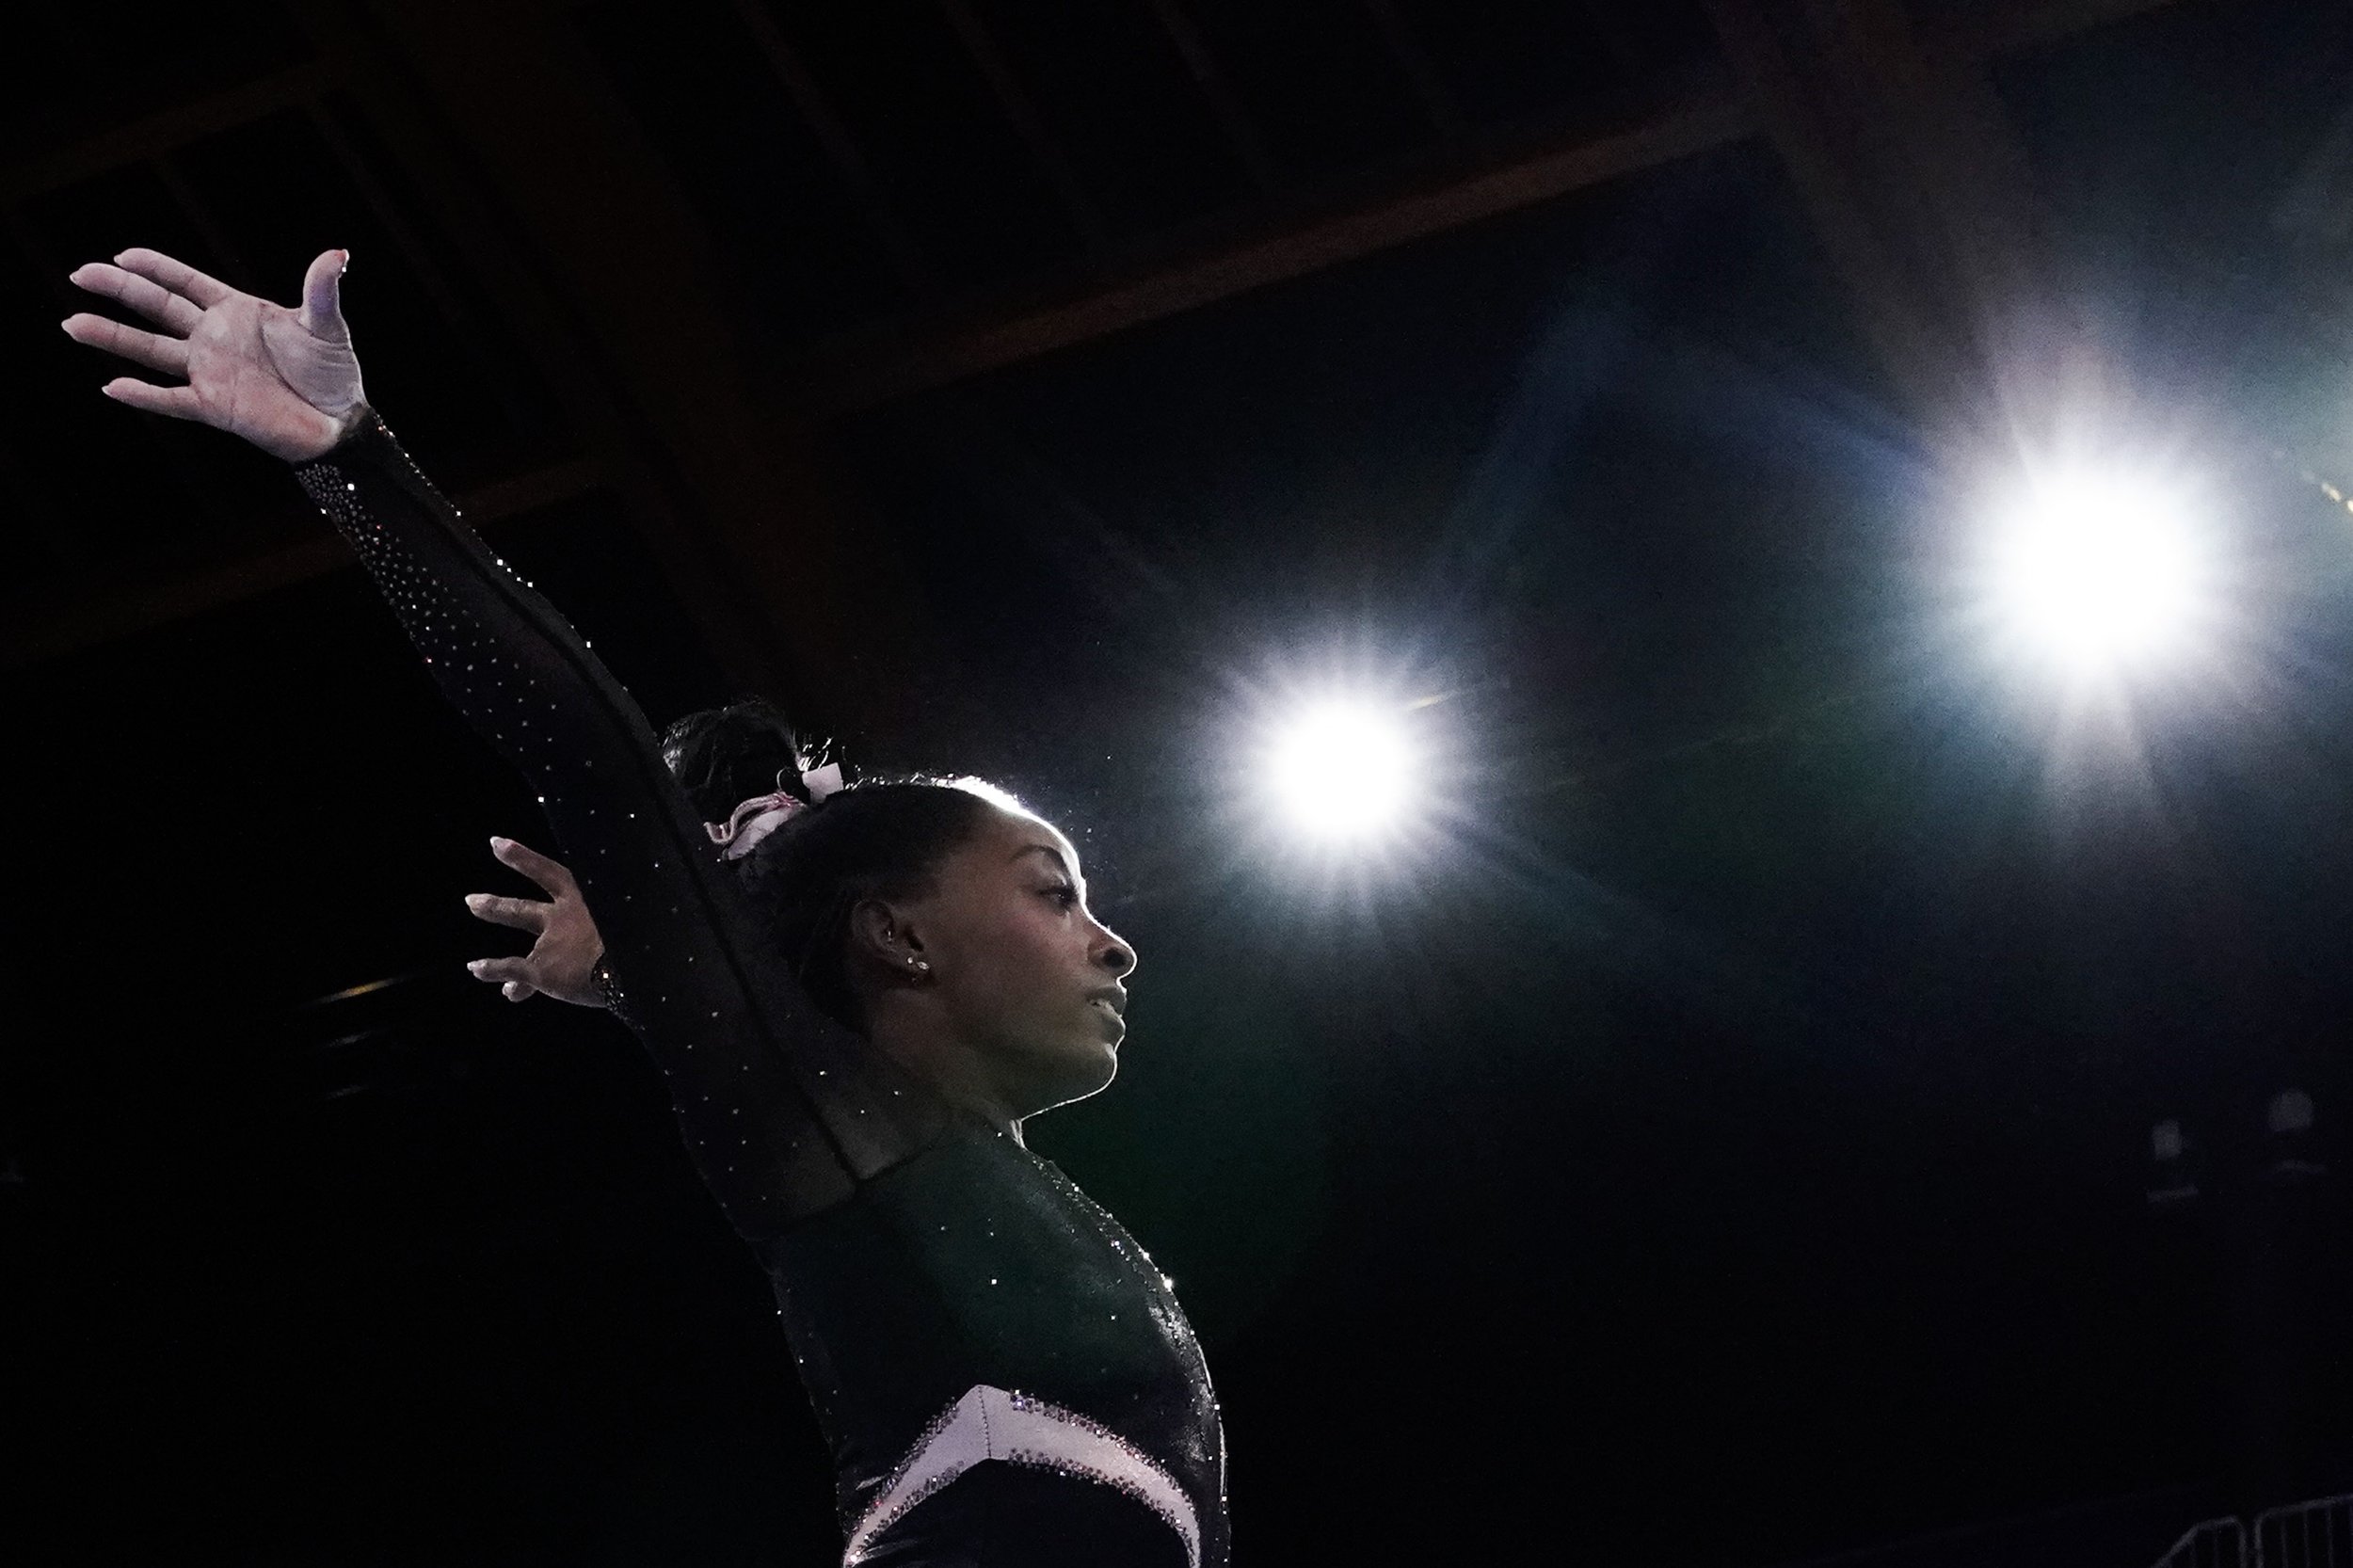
1264;698;1418;841
1986;468;2215;674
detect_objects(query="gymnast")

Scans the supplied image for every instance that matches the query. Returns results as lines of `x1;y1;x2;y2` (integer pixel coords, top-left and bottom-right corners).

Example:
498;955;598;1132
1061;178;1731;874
64;246;1225;1566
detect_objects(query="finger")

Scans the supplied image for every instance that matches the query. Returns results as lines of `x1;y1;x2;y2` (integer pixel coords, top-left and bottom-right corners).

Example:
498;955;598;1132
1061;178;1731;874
503;980;538;1003
99;378;204;421
492;836;576;897
68;263;203;333
61;313;190;376
465;892;549;933
112;247;233;309
298;248;350;342
468;956;536;985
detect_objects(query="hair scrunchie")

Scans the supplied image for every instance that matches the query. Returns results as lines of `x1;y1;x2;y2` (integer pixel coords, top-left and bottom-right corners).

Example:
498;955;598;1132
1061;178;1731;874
705;761;845;861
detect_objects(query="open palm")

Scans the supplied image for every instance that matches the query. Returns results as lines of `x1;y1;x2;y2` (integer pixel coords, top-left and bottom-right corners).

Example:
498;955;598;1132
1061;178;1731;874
62;247;365;462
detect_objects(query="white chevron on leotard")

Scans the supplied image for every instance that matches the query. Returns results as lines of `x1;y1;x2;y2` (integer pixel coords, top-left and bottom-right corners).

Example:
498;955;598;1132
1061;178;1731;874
841;1384;1199;1567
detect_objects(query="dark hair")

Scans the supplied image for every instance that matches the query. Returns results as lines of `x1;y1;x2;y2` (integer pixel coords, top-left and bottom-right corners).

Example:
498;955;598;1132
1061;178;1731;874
659;700;1003;1032
662;697;814;821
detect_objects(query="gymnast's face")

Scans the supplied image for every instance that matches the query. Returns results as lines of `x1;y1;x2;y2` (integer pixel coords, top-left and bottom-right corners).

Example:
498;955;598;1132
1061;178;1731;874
888;805;1137;1115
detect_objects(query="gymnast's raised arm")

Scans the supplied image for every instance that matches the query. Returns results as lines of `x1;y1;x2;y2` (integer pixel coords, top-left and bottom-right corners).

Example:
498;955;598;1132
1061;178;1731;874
61;247;946;1237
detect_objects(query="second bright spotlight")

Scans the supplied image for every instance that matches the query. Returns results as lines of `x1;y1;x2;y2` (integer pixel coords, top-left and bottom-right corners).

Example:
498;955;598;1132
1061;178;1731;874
1263;697;1423;844
1983;465;2222;680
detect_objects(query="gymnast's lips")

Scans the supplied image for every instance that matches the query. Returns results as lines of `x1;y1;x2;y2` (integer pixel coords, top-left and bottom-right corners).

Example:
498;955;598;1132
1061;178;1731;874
1086;985;1128;1018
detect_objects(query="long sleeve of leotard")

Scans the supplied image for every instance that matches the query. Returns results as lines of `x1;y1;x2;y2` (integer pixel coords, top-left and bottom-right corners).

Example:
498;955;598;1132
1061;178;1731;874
294;413;947;1241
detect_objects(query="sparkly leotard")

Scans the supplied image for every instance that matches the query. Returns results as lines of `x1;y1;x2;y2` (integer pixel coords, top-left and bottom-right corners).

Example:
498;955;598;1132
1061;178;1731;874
295;416;1226;1566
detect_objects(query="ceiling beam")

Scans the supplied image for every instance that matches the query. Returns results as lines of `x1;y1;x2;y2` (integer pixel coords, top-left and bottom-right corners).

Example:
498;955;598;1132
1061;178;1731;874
794;0;2188;413
298;0;934;739
1706;0;2108;429
2;457;602;670
1922;0;2195;57
801;92;1756;412
0;61;340;203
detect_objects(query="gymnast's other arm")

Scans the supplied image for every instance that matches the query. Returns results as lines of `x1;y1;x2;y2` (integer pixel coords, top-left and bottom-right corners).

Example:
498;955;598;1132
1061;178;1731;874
467;835;608;1008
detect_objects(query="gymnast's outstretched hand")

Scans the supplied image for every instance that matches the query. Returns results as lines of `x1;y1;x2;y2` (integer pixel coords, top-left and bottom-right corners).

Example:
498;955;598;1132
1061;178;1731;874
465;837;609;1008
61;247;365;462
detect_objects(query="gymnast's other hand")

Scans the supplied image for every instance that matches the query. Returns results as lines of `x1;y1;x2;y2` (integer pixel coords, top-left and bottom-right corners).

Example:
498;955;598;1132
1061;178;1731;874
466;837;609;1008
62;246;365;463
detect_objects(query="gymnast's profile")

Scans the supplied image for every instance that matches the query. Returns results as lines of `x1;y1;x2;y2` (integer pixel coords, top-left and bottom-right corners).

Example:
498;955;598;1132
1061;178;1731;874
64;246;1225;1566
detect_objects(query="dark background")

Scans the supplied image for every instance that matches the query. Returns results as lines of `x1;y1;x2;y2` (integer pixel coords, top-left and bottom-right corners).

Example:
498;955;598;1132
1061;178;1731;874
5;0;2351;1563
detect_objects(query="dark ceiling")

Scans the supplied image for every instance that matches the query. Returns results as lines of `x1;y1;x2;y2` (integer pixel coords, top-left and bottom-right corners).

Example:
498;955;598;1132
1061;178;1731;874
8;1;2353;1564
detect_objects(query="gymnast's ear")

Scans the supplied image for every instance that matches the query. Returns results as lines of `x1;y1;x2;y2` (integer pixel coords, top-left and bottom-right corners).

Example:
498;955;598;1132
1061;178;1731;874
848;897;927;979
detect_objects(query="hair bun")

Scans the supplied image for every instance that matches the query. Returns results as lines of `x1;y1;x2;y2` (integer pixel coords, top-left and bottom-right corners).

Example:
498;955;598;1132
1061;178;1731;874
660;698;811;823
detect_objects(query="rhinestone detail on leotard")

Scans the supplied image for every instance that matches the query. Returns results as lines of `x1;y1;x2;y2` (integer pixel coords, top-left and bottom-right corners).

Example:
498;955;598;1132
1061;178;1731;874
841;1383;1200;1567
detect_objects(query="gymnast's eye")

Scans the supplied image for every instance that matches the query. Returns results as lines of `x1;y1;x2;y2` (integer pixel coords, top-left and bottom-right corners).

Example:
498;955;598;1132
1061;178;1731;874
1043;883;1080;909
